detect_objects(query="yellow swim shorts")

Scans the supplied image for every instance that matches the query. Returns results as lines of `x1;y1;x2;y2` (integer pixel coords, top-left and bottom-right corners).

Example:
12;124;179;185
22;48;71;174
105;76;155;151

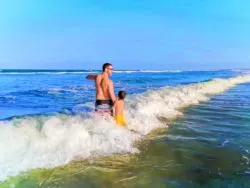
114;114;126;126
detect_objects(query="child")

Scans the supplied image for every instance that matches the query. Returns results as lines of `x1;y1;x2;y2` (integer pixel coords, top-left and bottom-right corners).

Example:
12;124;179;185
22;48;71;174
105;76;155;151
114;90;127;126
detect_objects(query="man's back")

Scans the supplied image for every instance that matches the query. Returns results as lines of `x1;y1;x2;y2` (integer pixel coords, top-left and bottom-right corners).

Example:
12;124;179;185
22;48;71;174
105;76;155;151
96;74;113;100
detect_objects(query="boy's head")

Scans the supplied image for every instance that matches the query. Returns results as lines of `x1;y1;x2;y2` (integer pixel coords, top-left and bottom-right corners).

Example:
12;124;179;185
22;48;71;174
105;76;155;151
118;90;126;100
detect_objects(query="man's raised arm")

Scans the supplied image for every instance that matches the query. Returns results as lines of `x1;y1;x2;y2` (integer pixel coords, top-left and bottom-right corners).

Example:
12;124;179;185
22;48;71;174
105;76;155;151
86;74;97;80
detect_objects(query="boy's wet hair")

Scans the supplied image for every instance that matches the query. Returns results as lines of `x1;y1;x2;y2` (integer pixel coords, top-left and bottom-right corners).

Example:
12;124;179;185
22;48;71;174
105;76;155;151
118;90;126;100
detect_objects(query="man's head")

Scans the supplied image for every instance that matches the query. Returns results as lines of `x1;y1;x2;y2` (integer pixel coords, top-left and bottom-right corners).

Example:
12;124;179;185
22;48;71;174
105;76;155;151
102;63;113;76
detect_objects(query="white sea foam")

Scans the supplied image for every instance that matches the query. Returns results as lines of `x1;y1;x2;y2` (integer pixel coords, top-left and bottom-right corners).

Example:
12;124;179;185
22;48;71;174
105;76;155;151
0;74;250;182
139;70;183;73
113;69;234;73
113;70;183;73
113;70;138;73
242;155;249;165
47;85;94;94
47;88;78;94
125;75;250;134
0;116;140;182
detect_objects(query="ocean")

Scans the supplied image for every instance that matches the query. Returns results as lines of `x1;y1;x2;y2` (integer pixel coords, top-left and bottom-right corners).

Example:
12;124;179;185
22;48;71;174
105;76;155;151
0;69;250;187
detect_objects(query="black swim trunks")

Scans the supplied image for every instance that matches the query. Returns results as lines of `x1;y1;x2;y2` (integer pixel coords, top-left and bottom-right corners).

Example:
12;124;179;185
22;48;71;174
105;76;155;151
95;99;113;116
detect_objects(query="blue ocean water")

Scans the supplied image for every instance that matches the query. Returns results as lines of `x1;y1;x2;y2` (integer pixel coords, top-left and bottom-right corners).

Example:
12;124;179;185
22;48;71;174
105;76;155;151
0;69;242;120
0;69;250;187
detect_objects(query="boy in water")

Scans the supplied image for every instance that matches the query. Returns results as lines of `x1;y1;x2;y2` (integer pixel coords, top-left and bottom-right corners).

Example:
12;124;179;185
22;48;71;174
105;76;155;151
113;90;127;126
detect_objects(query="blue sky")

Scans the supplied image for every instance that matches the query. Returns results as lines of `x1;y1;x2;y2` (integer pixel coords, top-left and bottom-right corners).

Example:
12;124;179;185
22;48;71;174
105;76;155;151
0;0;250;70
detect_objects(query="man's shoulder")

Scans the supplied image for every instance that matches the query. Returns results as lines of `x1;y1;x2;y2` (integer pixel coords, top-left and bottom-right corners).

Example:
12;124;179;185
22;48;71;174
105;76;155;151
96;74;102;80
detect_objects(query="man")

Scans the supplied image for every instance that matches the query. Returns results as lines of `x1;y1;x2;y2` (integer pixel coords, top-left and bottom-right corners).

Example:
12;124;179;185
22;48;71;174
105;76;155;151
86;63;116;115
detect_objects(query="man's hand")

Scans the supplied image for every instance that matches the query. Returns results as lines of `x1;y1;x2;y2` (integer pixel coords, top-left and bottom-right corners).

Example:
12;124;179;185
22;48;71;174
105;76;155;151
86;74;97;80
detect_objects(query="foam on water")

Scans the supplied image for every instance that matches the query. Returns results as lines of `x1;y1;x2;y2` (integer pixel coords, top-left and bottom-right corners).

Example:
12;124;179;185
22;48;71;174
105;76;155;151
125;75;250;134
113;70;184;73
0;75;250;182
0;116;140;182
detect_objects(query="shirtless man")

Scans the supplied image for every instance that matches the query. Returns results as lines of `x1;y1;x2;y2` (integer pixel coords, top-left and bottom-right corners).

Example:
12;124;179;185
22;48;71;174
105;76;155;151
86;63;116;115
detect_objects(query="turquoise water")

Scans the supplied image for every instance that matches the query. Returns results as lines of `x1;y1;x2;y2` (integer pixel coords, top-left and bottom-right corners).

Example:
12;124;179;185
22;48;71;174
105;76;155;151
0;69;249;187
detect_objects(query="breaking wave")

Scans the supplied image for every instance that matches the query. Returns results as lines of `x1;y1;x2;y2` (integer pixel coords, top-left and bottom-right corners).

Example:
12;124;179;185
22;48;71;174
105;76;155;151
0;75;250;182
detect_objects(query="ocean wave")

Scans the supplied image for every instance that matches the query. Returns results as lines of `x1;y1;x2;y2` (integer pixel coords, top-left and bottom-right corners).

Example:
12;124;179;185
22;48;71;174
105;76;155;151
232;69;250;75
113;69;235;73
139;70;183;73
47;88;79;94
113;70;183;73
0;74;250;182
8;86;94;96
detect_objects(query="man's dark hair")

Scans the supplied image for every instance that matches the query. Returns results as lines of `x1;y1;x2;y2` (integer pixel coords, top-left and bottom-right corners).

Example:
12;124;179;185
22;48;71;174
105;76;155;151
118;90;126;100
102;63;112;72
